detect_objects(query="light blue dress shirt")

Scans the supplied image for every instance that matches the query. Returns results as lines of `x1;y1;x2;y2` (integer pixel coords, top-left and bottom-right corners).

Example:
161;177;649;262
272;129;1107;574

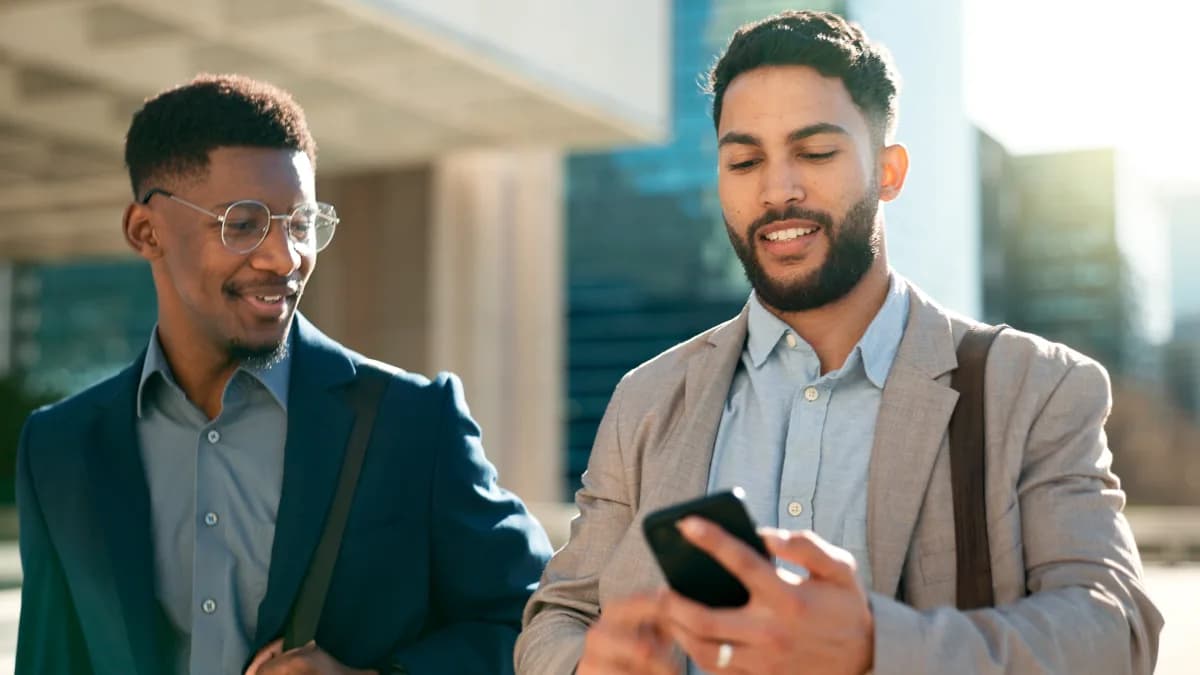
691;275;909;674
136;329;292;675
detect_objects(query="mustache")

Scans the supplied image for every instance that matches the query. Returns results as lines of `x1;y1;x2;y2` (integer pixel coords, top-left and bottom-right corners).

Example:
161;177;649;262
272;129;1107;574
747;205;834;240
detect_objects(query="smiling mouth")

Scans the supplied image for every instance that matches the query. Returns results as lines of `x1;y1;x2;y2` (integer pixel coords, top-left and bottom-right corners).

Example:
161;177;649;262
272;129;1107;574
763;226;821;241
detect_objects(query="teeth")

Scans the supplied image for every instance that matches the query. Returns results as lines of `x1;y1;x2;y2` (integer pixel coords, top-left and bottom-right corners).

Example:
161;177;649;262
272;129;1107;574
256;295;283;302
765;227;818;242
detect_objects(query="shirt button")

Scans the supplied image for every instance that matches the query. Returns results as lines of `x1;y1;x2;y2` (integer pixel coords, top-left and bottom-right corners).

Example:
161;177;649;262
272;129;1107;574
207;430;220;444
201;598;217;614
203;512;219;527
803;386;820;402
785;333;798;349
787;501;804;517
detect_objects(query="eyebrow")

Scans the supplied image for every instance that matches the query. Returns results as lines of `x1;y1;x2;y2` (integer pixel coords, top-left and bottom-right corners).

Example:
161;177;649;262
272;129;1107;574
718;123;850;148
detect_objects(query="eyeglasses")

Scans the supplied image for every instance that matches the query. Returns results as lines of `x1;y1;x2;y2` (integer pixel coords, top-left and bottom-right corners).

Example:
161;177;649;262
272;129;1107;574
139;188;339;255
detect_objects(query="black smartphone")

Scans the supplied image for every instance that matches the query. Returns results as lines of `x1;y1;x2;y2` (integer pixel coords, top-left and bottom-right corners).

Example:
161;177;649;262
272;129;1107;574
641;487;768;607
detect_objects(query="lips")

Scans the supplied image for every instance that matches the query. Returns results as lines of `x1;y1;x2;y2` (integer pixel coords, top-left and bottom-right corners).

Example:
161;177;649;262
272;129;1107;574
228;281;301;319
758;219;823;242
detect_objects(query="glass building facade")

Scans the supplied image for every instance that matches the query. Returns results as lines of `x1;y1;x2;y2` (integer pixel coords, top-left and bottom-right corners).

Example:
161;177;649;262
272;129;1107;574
10;259;156;396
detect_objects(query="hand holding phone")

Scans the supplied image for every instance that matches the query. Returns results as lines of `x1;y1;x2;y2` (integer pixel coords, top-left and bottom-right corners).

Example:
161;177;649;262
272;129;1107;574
641;488;767;607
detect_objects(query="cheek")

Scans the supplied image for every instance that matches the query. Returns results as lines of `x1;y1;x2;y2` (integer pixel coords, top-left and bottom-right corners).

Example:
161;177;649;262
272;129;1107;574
718;174;755;222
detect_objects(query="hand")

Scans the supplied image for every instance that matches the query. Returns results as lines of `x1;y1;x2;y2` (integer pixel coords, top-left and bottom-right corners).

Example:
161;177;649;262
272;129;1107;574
577;592;680;675
662;519;873;675
244;639;379;675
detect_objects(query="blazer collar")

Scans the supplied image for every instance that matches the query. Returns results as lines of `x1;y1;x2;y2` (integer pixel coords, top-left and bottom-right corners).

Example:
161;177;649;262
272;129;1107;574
252;314;361;648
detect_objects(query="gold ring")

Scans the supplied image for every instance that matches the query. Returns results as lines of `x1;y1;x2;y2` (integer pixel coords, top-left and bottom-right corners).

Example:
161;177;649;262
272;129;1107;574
716;642;733;669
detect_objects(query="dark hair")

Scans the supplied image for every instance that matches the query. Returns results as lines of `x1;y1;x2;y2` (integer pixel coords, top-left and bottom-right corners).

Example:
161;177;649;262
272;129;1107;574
705;10;899;145
124;73;317;198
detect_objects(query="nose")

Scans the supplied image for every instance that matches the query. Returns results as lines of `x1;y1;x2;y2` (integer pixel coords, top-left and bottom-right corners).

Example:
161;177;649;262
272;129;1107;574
249;216;302;276
760;159;806;209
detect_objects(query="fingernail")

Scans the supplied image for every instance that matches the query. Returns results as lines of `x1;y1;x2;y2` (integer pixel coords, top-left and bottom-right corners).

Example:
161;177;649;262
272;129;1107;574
677;517;705;537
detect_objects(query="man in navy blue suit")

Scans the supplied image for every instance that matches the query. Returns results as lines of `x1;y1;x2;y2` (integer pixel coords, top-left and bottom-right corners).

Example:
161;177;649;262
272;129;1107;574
15;73;552;675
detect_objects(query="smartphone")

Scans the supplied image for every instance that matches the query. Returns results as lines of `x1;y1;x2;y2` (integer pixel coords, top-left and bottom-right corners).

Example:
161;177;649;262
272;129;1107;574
641;487;768;607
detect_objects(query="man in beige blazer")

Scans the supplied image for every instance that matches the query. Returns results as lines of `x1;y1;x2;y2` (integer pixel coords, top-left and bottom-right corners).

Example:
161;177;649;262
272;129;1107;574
517;9;1161;675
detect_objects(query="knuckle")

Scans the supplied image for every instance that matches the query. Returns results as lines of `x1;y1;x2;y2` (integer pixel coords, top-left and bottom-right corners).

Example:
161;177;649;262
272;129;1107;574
782;591;807;618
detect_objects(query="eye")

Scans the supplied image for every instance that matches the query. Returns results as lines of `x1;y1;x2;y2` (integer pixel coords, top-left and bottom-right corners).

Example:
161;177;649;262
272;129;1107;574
801;151;838;161
727;159;760;171
224;220;259;234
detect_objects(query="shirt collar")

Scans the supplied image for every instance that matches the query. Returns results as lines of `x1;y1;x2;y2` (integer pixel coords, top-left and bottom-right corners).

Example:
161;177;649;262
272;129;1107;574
136;326;293;418
743;273;910;388
746;292;798;368
856;274;910;388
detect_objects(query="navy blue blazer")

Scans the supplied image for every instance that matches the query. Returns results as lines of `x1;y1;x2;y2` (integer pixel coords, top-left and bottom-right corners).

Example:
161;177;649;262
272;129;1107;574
15;315;553;674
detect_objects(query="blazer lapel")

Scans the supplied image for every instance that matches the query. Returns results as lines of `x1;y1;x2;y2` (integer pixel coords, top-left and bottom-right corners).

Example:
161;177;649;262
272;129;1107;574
867;282;960;597
253;315;358;648
643;307;748;511
88;356;169;675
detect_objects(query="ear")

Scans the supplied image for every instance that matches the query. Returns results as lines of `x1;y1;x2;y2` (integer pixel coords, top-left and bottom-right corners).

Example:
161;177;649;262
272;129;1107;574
877;143;909;202
123;202;163;261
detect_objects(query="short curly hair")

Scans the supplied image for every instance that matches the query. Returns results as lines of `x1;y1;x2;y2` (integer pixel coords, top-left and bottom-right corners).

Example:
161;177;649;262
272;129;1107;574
705;10;900;145
124;73;317;199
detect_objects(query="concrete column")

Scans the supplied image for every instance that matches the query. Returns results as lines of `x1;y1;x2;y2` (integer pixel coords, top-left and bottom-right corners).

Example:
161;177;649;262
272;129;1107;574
849;0;981;317
429;149;564;503
306;154;565;503
308;166;435;374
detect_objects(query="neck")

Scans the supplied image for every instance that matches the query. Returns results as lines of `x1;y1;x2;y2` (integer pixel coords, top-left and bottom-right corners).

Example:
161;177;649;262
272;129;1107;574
761;257;891;374
155;322;239;421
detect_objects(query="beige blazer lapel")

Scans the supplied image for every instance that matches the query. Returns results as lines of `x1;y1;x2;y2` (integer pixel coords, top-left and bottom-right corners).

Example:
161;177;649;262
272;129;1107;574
867;282;960;598
642;305;749;512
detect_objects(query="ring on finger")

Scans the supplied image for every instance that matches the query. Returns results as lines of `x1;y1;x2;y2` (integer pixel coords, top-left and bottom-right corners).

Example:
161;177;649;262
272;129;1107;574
716;642;733;669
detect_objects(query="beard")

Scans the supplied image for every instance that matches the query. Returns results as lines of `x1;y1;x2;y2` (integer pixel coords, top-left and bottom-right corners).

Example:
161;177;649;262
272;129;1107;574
228;332;290;370
726;183;882;312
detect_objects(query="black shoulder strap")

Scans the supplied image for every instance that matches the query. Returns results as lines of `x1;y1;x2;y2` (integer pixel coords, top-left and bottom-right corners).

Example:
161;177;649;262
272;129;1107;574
949;324;1007;610
283;366;390;649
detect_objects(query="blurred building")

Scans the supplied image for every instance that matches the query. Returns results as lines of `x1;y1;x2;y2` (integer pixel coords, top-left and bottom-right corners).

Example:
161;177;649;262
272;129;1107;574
979;140;1199;503
1165;191;1200;416
1166;317;1200;416
981;146;1172;379
0;0;670;503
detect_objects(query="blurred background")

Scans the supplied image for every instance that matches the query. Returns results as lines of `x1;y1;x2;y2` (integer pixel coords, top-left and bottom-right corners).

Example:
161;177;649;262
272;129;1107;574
0;0;1195;671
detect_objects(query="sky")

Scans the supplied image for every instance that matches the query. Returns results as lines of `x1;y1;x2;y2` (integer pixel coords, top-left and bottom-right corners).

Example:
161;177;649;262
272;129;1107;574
964;0;1199;185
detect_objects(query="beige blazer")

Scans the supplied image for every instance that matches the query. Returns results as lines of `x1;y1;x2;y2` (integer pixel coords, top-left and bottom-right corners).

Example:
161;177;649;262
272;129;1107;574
516;279;1162;674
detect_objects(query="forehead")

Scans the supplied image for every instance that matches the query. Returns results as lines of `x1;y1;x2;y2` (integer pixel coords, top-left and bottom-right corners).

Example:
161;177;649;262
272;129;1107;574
195;146;314;201
718;65;870;141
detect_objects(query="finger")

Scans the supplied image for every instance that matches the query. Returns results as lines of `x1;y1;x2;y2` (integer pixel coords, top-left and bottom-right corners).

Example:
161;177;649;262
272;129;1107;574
243;638;284;675
669;626;761;675
677;517;780;599
760;528;860;589
661;589;761;644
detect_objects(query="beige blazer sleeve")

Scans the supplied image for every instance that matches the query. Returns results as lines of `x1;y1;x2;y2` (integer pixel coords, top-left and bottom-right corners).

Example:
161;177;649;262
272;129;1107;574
872;359;1162;675
515;378;631;675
